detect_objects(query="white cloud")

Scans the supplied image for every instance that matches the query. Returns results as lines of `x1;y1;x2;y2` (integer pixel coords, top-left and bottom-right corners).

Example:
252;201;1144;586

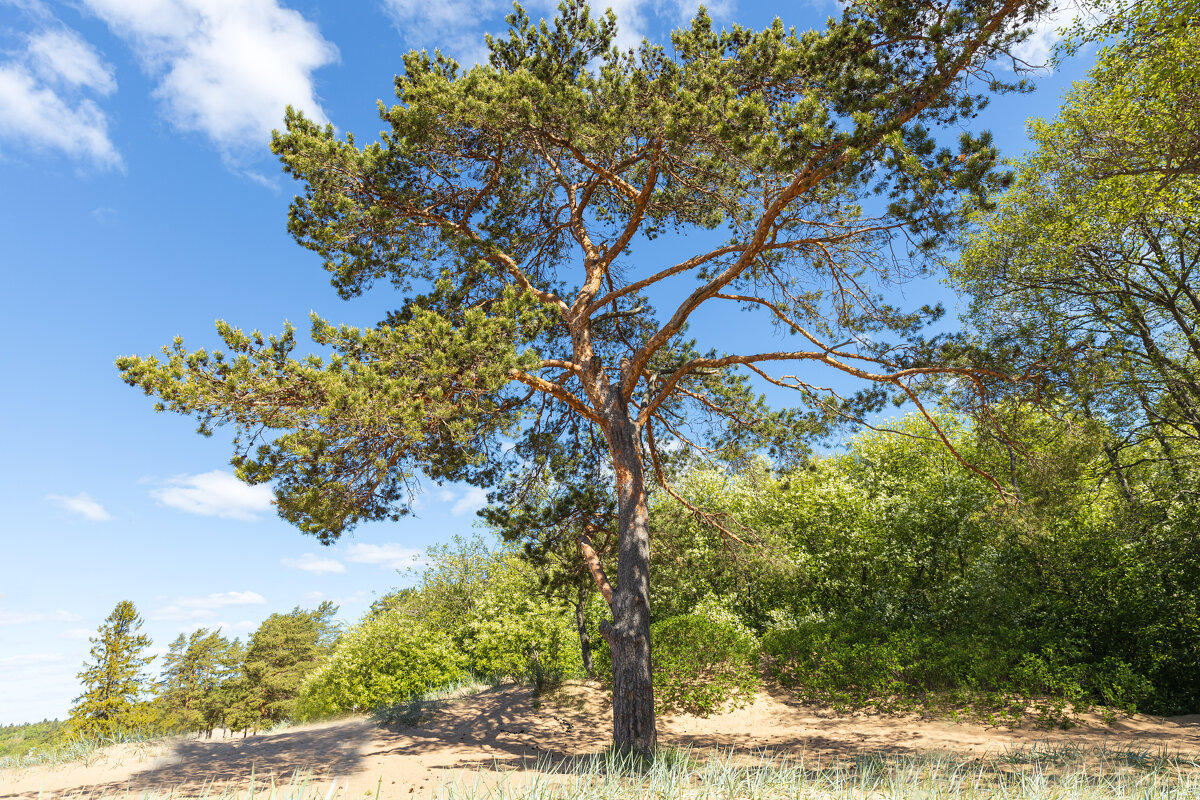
0;609;83;626
450;486;488;516
150;590;266;621
27;28;117;94
282;553;346;574
344;542;424;570
379;0;715;65
381;0;505;65
1011;3;1076;68
0;653;65;666
83;0;338;158
151;470;273;520
0;61;121;170
60;628;93;640
45;491;112;521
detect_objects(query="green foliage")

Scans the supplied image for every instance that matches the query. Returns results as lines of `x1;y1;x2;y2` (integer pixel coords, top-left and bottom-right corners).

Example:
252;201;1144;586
68;601;156;737
456;556;583;682
238;603;339;727
649;599;761;716
0;719;64;762
378;534;586;685
155;628;241;734
648;410;1198;720
952;0;1200;465
296;610;466;719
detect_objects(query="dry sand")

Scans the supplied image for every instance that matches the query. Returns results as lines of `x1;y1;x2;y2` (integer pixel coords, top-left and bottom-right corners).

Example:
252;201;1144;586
4;682;1198;799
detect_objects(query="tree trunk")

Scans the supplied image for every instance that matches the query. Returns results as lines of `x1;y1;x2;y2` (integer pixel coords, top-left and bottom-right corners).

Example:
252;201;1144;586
573;599;594;677
599;414;657;755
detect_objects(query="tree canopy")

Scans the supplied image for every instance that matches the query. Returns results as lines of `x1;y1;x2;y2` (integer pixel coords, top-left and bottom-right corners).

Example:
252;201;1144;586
119;0;1053;751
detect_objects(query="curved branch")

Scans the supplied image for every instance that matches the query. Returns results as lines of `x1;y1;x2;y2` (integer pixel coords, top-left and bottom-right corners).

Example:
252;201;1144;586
509;369;602;424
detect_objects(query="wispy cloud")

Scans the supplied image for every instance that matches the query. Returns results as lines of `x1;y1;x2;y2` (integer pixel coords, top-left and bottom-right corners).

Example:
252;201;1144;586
450;486;488;516
1010;3;1076;69
27;28;117;94
380;0;732;67
83;0;338;160
60;628;93;640
46;491;112;521
344;542;424;570
150;590;266;622
151;470;272;520
0;653;65;667
281;553;346;574
0;18;121;170
0;609;83;626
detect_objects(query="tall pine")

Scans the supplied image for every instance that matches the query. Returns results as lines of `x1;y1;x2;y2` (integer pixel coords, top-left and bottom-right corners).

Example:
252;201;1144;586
156;628;240;736
69;601;155;737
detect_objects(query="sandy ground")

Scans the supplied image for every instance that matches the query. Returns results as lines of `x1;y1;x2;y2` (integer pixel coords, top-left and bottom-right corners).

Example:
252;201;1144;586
4;682;1199;799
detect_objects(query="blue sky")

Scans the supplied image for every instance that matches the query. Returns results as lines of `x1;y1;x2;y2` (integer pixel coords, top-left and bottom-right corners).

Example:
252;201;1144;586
0;0;1092;726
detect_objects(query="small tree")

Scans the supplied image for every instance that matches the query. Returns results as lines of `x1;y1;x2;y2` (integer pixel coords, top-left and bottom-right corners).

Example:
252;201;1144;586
119;0;1050;752
69;601;155;737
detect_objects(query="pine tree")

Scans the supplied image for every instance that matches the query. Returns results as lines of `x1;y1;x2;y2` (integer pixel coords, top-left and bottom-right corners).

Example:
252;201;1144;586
118;0;1055;752
156;628;240;736
240;603;338;726
69;601;155;737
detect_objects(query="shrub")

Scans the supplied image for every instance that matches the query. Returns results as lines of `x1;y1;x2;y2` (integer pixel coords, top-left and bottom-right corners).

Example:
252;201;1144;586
455;563;584;683
762;613;1153;725
650;600;761;716
295;610;466;719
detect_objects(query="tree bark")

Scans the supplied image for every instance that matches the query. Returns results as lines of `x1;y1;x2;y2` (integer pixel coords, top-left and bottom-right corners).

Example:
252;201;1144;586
573;599;594;677
598;413;657;755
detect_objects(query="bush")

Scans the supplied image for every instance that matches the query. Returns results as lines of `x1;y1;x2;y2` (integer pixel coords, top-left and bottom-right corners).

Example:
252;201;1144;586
295;610;466;719
762;613;1153;725
455;559;584;683
650;600;761;716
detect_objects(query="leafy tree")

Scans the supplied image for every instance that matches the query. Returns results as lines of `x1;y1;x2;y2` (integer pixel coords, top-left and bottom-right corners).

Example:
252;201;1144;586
297;610;466;719
951;0;1200;486
481;433;615;677
118;0;1053;752
376;534;586;682
239;603;338;726
68;601;155;736
649;598;761;716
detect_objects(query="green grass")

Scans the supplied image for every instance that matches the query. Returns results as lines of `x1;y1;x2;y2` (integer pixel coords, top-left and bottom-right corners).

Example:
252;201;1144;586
0;728;163;771
22;744;1200;799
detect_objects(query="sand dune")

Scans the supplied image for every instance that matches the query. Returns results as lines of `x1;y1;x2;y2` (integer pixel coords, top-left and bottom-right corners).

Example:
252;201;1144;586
4;682;1198;798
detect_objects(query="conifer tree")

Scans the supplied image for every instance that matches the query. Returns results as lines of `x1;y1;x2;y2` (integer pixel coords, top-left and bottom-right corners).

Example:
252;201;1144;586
240;604;338;725
119;0;1053;752
69;601;154;737
157;628;240;736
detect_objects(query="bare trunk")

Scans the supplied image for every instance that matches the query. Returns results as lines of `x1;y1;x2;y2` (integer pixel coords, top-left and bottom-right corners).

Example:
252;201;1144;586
573;599;594;677
599;414;656;755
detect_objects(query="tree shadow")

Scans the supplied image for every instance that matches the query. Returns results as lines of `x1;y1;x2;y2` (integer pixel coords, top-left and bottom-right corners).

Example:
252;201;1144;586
7;720;374;799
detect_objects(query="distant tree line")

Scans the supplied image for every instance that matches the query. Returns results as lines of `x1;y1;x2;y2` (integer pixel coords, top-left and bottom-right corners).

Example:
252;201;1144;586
66;601;339;739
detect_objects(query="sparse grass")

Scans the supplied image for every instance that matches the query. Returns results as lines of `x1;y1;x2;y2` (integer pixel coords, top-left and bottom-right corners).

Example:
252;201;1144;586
1;729;163;771
25;744;1200;799
372;676;501;728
